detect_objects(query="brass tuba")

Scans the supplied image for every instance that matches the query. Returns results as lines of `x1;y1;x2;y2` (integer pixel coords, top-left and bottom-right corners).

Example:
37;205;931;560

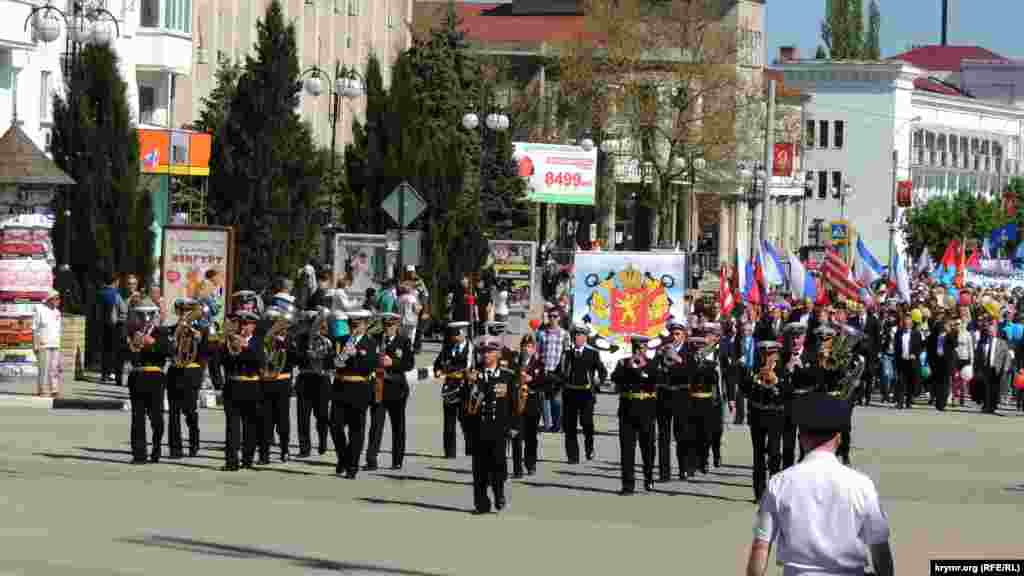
127;306;160;353
224;316;243;356
261;307;294;377
174;303;204;368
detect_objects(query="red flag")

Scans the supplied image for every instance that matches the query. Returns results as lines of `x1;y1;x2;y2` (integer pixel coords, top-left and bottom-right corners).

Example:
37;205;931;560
719;267;735;317
815;276;831;306
941;239;960;271
822;249;862;303
749;260;763;306
955;241;967;288
966;248;980;271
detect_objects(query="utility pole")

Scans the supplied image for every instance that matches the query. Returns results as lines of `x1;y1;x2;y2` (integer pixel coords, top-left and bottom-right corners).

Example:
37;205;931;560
888;149;898;271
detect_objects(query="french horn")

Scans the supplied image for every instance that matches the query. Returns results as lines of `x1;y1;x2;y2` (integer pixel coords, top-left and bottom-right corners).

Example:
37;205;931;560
173;303;204;368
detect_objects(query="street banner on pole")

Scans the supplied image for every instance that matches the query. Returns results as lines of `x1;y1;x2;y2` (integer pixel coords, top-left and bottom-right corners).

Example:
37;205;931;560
513;142;597;205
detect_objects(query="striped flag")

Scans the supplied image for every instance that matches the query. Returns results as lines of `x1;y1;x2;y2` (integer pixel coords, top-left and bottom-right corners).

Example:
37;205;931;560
822;249;862;303
719;266;735;317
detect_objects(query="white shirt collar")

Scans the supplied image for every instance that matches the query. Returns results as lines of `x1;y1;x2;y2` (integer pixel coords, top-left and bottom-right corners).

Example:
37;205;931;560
802;449;840;464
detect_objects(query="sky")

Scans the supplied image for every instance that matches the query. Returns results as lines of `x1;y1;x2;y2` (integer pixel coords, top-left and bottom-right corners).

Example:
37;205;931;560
767;0;1024;60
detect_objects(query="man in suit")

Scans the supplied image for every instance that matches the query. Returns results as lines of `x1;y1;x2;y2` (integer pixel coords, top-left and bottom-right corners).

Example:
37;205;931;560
756;304;785;344
366;313;414;470
719;319;739;425
929;318;955;412
331;309;378;478
556;323;607;463
654;319;692;481
893;313;923;410
850;301;881;406
974;317;1010;415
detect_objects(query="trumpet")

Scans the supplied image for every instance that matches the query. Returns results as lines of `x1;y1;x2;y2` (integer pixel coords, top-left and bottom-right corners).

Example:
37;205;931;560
128;316;159;353
659;342;684;366
224;317;244;356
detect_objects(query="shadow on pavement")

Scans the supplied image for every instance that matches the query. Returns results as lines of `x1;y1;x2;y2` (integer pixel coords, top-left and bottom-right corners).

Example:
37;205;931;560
425;466;473;475
372;473;472;487
554;469;618;481
117;534;450;575
685;476;753;489
357;497;471;515
649;487;753;503
518;480;620;495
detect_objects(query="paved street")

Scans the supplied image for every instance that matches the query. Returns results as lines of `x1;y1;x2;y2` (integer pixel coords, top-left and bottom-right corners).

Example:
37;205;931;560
1;385;1022;575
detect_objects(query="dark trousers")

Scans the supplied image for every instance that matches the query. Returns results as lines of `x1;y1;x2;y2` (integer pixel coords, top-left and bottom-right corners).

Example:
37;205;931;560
103;323;124;385
442;402;473;457
332;402;367;474
618;416;653;490
296;372;331;454
688;399;722;472
782;411;797;469
859;356;877;405
241;397;269;463
895;360;917;408
367;397;408;467
733;386;747;424
933;361;951;411
166;385;199;455
472;435;506;512
562;389;594;462
129;372;164;461
838;426;852;464
224;393;240;467
207;348;224;390
262;379;291;457
655;394;686;479
749;409;782;501
980;368;1002;413
511;410;540;475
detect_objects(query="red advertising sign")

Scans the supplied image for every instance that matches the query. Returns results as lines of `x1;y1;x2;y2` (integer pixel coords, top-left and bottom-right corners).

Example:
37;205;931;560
897;180;913;207
773;143;794;177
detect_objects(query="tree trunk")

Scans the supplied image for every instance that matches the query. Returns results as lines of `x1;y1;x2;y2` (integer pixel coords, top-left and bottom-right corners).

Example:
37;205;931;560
649;176;662;247
598;150;616;249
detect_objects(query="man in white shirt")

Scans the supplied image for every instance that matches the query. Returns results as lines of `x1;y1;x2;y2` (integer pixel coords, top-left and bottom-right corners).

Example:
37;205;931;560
33;289;63;397
746;393;894;576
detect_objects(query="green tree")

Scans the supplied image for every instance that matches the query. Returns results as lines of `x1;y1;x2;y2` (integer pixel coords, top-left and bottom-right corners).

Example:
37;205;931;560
821;0;872;60
50;43;153;293
864;0;882;60
201;0;322;290
902;190;1009;260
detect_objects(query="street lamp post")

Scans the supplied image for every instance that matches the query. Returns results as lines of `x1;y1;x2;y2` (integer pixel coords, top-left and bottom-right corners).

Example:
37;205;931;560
301;62;364;224
888;115;923;270
840;183;854;220
739;164;768;261
801;171;814;247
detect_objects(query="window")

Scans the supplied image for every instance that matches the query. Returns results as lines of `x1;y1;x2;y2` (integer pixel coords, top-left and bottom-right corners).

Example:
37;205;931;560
805;173;814;198
805;120;815;148
818;120;828;148
165;0;191;33
831;171;842;199
833;120;844;149
387;12;394;29
817;170;828;199
141;0;159;27
39;71;52;122
139;85;155;124
348;0;359;16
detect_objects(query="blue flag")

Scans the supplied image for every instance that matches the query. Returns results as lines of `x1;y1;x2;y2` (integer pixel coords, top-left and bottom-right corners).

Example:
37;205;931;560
991;223;1018;252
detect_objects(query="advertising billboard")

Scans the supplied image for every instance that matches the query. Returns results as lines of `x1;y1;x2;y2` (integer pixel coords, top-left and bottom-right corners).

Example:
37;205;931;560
513;142;597;205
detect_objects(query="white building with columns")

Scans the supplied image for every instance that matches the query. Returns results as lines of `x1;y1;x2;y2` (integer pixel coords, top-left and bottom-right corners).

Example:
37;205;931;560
775;51;1024;266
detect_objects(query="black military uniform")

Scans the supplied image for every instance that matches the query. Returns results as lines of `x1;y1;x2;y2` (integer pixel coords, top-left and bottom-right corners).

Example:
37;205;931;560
611;335;657;494
554;323;607;464
740;341;785;501
126;305;169;464
814;326;858;465
655;320;691;481
434;321;474;458
367;313;414;470
166;299;204;459
511;345;544;477
295;308;334;457
467;341;513;514
331;310;378;478
689;325;727;474
780;323;814;469
222;310;264;469
257;296;297;463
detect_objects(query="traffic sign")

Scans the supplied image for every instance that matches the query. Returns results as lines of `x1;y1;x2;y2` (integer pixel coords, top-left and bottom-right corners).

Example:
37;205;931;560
382;181;427;228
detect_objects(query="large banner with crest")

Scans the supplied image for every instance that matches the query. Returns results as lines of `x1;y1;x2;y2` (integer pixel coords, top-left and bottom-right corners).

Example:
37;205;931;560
571;252;687;349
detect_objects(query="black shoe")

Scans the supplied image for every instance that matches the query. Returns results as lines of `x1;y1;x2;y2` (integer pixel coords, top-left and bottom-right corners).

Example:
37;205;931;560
512;471;523;479
391;463;403;470
567;458;579;465
167;451;183;460
131;458;147;465
318;446;327;455
242;461;254;469
149;453;160;463
364;462;378;471
678;471;687;481
335;465;345;476
700;466;708;475
526;468;535;476
221;463;239;472
280;453;290;463
258;456;271;465
188;446;199;458
644;480;654;492
345;469;357;479
659;474;670;483
298;450;311;458
619;487;635;495
585;450;594;461
473;507;491;515
495;497;506;511
713;456;721;468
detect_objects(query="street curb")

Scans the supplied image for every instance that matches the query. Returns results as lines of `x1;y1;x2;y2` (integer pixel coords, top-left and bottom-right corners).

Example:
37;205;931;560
0;394;54;409
52;397;128;411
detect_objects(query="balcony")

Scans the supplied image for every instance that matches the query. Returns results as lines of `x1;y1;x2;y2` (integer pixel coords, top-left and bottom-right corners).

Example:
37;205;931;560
135;0;192;73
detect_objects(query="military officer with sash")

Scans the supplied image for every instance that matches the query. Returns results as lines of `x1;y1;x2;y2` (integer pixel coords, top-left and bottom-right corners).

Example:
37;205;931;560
331;309;378;478
466;340;513;514
166;298;204;459
295;307;334;458
740;340;786;502
554;323;606;464
126;303;169;464
434;321;474;458
654;319;691;481
366;312;414;470
611;335;658;494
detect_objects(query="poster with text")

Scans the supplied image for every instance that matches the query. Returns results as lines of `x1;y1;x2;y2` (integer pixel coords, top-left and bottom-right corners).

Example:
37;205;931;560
512;142;597;205
332;234;392;304
488;240;536;311
572;252;687;349
161;226;233;325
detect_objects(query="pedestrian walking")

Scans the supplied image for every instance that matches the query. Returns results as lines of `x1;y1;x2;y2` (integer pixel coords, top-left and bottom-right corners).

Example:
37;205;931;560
97;272;128;385
32;289;63;397
745;392;894;576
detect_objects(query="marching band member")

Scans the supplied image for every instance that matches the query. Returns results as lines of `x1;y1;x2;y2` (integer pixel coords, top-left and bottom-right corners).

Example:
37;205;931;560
331;309;378;479
740;340;785;502
511;334;543;477
125;303;169;464
655;319;691;482
466;340;513;514
166;298;204;459
690;323;728;474
295;307;334;458
554;323;606;464
221;290;262;470
433;321;474;458
366;312;414;470
258;293;297;463
780;322;813;469
611;335;657;494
